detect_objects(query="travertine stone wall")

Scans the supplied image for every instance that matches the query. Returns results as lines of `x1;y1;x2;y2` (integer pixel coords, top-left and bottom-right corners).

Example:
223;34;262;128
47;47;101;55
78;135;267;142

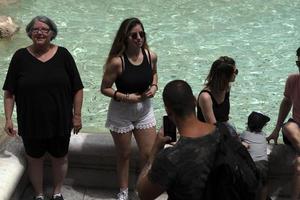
0;0;18;5
0;16;19;38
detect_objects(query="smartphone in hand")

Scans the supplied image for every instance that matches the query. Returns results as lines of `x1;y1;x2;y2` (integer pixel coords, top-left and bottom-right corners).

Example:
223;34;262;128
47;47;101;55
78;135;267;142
163;115;177;143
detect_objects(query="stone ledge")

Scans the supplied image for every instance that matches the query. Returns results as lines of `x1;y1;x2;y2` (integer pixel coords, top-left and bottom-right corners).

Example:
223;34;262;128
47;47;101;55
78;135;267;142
44;133;140;189
57;133;298;195
0;136;25;200
1;133;298;199
267;144;297;197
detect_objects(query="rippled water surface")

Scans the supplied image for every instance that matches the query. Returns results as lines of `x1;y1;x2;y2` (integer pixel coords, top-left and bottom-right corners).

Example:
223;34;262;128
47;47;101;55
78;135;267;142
1;0;300;135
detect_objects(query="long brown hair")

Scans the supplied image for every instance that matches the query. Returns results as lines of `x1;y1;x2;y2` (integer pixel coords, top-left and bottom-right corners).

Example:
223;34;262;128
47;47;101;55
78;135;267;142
205;56;235;92
105;17;149;67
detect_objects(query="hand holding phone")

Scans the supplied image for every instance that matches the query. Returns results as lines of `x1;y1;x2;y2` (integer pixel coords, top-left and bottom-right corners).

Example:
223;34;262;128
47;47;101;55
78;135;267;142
163;115;177;143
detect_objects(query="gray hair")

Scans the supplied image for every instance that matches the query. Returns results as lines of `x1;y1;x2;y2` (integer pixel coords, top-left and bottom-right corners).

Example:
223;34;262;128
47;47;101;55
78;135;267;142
26;16;58;40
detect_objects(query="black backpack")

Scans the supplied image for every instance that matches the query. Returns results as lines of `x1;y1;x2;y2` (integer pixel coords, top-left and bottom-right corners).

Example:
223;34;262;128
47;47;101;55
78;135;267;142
204;122;259;200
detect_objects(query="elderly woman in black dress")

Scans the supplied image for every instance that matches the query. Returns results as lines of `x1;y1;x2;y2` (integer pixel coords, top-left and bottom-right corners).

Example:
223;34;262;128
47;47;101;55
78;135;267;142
3;16;83;200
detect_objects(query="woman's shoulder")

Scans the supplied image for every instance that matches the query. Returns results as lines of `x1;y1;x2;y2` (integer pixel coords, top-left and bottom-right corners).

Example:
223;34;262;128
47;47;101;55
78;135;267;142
11;47;28;59
287;73;300;82
105;56;123;73
148;49;157;57
15;47;27;54
109;56;123;66
199;89;212;99
56;46;69;54
145;48;157;62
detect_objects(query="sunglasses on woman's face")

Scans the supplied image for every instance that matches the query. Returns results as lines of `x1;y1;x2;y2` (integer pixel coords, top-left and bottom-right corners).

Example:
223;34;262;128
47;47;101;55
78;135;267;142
129;31;145;39
234;68;239;75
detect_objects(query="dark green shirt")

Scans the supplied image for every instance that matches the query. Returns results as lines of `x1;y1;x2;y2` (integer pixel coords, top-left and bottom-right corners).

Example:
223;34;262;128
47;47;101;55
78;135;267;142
149;129;219;200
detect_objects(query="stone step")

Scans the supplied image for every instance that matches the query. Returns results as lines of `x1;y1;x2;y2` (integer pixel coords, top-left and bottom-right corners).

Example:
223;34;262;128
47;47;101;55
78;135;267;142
44;133;140;189
1;132;298;199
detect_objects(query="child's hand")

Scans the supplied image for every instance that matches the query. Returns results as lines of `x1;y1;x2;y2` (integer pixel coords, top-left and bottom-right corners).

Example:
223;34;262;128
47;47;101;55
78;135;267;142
242;141;250;149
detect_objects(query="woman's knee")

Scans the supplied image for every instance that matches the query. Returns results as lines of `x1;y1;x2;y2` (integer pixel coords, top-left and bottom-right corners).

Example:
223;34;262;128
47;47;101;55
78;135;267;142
50;155;68;165
282;122;298;138
294;156;300;175
118;149;131;161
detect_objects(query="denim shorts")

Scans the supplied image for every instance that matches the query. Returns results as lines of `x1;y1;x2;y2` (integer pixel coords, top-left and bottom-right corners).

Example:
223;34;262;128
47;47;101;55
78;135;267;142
105;98;156;133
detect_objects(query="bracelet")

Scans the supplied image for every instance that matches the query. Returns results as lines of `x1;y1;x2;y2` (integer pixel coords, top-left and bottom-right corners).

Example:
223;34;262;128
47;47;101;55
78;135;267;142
151;84;158;90
74;112;81;116
113;90;120;101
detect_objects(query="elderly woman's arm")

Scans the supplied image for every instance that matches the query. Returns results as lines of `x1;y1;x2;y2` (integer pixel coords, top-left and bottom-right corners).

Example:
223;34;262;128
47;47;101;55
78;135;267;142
72;89;83;134
4;90;17;136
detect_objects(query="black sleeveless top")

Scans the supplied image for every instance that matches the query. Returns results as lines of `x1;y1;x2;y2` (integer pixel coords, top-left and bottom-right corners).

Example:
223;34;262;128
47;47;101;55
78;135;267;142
197;90;230;122
115;49;153;94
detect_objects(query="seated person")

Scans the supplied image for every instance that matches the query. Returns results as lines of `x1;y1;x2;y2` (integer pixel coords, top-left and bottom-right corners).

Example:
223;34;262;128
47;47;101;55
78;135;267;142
197;56;238;136
240;111;270;200
267;47;300;200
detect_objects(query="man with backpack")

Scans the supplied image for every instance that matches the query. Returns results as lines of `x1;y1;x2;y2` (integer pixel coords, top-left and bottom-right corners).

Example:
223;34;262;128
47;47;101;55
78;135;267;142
136;80;258;200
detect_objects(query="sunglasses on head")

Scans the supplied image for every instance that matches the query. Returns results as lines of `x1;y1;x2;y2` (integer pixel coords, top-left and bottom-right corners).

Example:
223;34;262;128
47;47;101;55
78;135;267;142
129;31;145;39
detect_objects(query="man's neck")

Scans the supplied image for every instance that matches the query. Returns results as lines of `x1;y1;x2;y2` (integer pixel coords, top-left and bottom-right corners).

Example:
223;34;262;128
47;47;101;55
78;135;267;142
176;116;215;138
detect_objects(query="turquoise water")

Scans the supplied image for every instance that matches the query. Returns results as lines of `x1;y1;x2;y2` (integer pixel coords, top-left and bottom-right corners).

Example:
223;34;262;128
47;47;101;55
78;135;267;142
0;0;300;135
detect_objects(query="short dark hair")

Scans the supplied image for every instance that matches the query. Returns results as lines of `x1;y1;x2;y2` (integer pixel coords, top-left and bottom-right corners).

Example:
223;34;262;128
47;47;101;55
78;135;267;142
247;112;270;132
297;47;300;57
26;16;58;40
163;80;196;118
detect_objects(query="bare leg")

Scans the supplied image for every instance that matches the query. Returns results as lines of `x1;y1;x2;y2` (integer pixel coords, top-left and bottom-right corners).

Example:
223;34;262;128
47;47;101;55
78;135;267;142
282;123;300;199
50;154;68;195
133;126;156;169
257;184;268;200
111;131;132;189
26;154;44;196
283;122;300;151
291;156;300;200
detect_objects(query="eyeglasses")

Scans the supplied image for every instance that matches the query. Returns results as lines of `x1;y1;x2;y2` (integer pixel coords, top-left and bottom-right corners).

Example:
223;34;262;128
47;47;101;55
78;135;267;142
31;28;50;34
234;68;239;75
296;61;300;67
129;31;145;39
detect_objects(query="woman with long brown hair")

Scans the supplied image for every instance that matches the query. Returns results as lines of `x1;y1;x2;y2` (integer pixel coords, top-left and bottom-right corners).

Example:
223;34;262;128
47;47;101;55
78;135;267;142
101;17;158;200
197;56;238;134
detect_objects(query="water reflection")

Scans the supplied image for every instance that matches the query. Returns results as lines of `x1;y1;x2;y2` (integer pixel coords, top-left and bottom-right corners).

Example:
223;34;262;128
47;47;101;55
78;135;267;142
0;0;299;135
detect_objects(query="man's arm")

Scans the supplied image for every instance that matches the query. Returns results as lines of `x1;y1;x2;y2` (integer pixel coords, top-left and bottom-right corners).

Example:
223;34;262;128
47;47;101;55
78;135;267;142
267;96;292;144
136;132;171;200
